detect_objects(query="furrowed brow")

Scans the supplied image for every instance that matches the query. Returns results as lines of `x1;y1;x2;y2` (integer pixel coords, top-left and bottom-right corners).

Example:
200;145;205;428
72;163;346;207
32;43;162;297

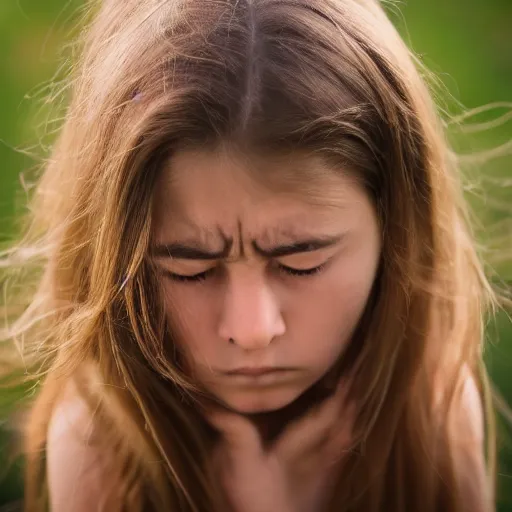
152;240;232;260
252;235;342;258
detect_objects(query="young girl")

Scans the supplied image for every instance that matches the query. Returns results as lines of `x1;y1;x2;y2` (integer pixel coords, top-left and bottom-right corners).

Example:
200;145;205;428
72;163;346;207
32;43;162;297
1;0;499;510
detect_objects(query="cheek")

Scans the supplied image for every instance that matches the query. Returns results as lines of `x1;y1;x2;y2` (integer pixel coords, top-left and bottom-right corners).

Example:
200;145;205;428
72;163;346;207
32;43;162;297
328;254;378;331
162;286;216;354
294;278;369;342
288;256;378;358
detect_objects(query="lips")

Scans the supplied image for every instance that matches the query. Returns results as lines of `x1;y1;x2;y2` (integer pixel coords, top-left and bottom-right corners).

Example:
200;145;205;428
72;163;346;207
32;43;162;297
224;367;290;377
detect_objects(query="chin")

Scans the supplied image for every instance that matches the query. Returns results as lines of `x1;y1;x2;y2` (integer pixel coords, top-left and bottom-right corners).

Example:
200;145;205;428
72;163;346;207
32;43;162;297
219;387;303;414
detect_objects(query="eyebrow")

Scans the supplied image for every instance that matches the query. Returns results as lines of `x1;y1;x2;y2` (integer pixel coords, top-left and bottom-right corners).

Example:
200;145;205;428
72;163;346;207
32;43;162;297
252;236;342;258
151;235;342;260
151;240;233;260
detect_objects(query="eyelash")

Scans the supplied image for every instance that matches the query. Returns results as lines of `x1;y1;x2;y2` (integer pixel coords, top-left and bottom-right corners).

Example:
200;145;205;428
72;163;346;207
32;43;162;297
164;263;326;283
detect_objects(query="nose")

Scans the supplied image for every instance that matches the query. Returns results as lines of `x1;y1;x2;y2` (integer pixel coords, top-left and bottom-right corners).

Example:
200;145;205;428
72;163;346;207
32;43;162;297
217;270;286;351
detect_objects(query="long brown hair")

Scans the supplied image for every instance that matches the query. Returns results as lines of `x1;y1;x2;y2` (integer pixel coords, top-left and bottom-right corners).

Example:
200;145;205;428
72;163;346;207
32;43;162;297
1;0;501;510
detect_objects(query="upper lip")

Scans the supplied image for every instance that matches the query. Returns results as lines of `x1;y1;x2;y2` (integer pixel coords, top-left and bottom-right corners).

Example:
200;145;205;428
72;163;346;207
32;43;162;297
223;367;291;376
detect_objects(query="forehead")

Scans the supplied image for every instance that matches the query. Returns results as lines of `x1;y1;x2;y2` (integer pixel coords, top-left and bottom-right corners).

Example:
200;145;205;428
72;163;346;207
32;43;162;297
152;146;369;240
156;145;361;203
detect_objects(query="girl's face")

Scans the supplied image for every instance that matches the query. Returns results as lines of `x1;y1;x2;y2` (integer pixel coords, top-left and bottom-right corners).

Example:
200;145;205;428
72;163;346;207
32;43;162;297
152;147;381;414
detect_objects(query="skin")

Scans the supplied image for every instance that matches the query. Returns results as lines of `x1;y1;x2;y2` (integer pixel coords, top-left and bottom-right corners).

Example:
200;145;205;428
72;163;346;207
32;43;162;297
206;376;357;512
46;147;488;512
152;146;382;415
46;365;487;512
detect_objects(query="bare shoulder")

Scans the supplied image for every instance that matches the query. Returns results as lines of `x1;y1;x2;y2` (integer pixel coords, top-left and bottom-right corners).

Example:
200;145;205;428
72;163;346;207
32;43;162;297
453;367;485;444
450;367;492;512
46;378;119;512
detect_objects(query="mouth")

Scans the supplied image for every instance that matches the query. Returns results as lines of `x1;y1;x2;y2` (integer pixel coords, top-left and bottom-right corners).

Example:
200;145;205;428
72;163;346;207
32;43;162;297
223;367;294;377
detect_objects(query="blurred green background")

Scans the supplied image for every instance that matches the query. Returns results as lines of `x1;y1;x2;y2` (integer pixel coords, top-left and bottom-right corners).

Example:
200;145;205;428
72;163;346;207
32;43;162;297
0;0;510;510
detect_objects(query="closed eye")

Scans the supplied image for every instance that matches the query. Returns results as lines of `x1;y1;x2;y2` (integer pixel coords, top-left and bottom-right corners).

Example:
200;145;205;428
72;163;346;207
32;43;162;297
163;269;214;282
162;262;327;283
276;263;326;277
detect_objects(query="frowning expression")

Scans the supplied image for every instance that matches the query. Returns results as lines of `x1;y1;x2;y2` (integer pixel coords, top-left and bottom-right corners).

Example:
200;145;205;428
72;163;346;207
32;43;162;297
152;146;381;413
